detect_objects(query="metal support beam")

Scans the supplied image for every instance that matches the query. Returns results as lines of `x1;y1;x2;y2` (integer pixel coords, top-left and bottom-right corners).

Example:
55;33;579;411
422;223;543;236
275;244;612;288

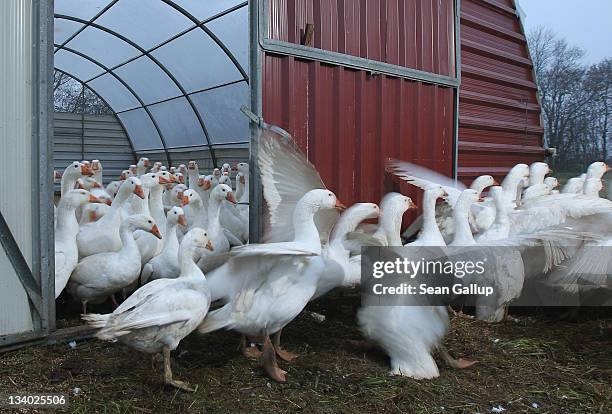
0;211;43;319
453;0;463;182
248;0;264;243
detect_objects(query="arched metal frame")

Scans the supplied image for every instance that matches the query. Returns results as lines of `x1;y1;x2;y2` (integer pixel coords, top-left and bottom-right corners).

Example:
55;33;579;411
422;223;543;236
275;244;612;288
53;0;250;168
54;67;139;160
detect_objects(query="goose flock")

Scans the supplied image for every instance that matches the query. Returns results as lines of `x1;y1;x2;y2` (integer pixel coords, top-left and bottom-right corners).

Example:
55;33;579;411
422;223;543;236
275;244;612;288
53;124;611;391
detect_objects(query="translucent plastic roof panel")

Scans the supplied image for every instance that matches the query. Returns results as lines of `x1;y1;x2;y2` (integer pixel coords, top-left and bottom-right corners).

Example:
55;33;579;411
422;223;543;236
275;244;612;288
96;0;194;50
172;0;245;22
54;0;250;155
88;73;140;112
152;29;243;93
54;18;84;44
64;25;140;68
205;6;248;72
191;83;249;144
55;0;114;21
117;108;164;151
114;56;182;105
54;49;106;81
148;97;205;147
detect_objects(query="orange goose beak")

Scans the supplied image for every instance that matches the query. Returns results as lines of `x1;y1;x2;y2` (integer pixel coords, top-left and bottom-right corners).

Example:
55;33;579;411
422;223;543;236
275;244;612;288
134;185;145;199
226;192;237;204
177;215;187;227
205;240;214;251
150;224;162;239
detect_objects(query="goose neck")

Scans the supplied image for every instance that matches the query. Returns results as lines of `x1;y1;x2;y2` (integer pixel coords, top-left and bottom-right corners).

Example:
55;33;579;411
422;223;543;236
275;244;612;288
178;244;205;279
452;202;475;246
117;222;140;260
292;202;322;251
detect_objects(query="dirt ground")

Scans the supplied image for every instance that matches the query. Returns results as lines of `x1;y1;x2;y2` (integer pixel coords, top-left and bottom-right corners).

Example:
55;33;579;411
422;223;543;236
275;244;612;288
1;293;610;413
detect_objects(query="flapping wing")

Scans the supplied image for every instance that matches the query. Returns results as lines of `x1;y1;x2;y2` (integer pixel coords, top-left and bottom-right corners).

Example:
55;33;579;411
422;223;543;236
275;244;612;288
230;242;319;258
258;123;338;243
385;159;465;206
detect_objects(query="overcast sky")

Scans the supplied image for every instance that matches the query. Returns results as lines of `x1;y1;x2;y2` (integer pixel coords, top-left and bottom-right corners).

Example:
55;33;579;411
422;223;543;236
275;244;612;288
518;0;612;64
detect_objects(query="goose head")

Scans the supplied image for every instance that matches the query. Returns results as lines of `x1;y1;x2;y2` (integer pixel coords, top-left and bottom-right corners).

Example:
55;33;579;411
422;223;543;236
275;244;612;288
91;159;102;174
213;168;221;179
151;161;163;173
544;177;559;191
583;178;603;196
139;172;161;191
181;189;202;207
119;177;145;199
65;161;93;179
210;184;237;205
156;170;176;185
198;175;213;190
341;203;380;228
424;185;449;205
137;157;150;170
78;177;103;191
237;162;249;175
119;169;133;180
219;175;231;186
504;163;529;186
174;172;185;184
586;161;610;179
167;206;187;227
127;214;162;239
62;189;103;208
298;189;346;213
188;160;199;172
185;227;214;252
129;164;138;176
221;163;231;174
106;181;121;198
178;164;187;175
236;172;246;185
169;166;176;174
470;175;497;193
380;192;416;218
529;162;551;185
53;170;62;182
456;189;482;210
172;184;188;202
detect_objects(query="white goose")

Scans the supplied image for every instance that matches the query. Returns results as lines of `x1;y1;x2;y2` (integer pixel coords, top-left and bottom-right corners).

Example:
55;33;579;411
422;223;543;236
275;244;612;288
55;190;102;298
195;184;238;272
357;185;474;379
61;161;93;197
198;189;343;382
141;207;187;284
386;159;495;241
69;214;161;313
77;177;144;258
313;202;380;298
136;157;150;176
82;228;213;392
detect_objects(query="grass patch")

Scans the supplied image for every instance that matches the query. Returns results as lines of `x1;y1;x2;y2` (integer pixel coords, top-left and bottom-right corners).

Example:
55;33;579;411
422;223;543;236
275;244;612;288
1;293;610;413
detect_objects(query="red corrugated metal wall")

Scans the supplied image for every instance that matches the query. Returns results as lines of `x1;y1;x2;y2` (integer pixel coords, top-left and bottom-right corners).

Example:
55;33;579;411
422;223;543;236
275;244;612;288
263;56;454;210
268;0;456;77
458;0;544;180
263;0;456;216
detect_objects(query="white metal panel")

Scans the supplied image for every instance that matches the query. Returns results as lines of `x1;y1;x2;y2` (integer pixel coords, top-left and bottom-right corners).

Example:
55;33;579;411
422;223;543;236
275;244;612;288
0;0;35;336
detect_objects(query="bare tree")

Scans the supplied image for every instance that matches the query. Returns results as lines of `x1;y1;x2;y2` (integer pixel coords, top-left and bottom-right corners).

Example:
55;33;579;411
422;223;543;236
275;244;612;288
528;27;611;169
53;70;113;115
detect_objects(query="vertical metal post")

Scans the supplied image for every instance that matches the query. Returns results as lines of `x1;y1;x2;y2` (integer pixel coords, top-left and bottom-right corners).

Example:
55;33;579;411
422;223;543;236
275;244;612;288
33;0;55;333
248;0;264;243
453;0;462;182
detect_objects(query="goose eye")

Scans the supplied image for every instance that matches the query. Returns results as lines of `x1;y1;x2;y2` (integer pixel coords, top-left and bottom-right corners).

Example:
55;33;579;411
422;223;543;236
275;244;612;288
204;233;207;237
148;220;152;224
74;165;78;168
